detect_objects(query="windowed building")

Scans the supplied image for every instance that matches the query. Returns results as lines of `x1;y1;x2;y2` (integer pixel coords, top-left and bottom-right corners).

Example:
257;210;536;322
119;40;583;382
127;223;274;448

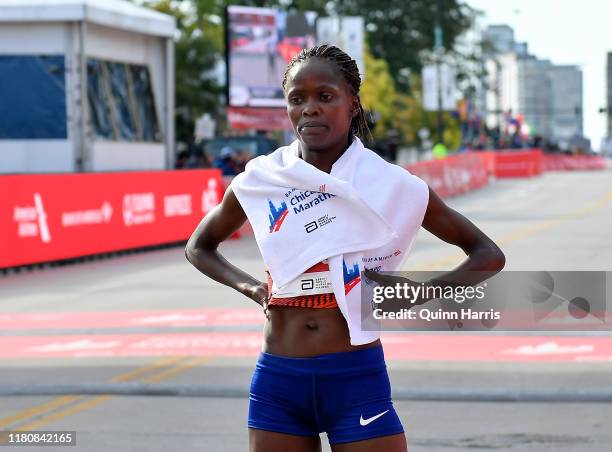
482;24;583;148
0;0;176;173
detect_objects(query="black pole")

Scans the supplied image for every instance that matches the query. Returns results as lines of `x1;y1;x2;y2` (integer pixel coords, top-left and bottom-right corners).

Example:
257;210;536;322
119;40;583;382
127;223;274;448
435;0;444;144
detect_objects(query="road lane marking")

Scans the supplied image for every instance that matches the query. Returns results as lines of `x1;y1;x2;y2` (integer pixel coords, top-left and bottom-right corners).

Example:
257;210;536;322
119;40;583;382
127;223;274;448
0;309;263;331
410;190;612;270
0;355;188;430
109;355;186;382
0;395;81;429
141;356;212;384
17;395;113;432
13;356;212;432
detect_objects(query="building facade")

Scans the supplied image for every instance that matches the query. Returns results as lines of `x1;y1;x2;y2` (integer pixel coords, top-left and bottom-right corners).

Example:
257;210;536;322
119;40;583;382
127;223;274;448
607;52;612;138
482;25;583;148
0;0;176;174
547;65;583;146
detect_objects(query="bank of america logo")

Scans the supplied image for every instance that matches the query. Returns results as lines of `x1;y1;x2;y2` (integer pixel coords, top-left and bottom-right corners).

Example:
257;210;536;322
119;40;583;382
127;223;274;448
268;199;288;233
343;260;361;295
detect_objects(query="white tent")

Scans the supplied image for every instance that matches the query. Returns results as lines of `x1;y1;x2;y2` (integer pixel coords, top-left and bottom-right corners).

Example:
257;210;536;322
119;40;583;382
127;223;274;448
0;0;176;173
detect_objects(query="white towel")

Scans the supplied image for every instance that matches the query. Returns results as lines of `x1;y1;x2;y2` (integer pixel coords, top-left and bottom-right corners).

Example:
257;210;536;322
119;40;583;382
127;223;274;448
231;137;429;345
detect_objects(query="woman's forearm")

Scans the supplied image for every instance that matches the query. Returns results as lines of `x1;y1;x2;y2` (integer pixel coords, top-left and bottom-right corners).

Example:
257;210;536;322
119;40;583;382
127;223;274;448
184;188;265;304
432;242;505;287
185;245;264;302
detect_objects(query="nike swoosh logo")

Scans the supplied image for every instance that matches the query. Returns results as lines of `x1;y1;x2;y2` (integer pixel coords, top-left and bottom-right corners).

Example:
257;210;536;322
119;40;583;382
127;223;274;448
359;409;389;426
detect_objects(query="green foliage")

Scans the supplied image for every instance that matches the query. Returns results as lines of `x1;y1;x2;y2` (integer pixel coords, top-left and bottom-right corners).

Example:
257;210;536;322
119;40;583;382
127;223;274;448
360;47;397;139
137;0;474;148
391;76;461;150
140;0;227;143
332;0;476;92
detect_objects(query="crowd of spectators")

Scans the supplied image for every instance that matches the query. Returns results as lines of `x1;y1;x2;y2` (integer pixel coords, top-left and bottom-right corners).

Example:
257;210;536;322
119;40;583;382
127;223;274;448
463;126;541;151
175;141;252;176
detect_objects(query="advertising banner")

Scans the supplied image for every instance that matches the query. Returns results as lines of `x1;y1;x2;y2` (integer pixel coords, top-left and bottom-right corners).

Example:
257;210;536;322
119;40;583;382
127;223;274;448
316;17;365;77
0;170;223;268
406;154;489;198
422;64;456;111
227;5;317;109
494;149;543;178
542;155;610;171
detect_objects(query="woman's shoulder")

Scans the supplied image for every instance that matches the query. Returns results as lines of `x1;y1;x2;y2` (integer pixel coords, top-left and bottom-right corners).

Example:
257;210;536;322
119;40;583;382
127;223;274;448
358;147;428;195
231;144;290;189
239;146;283;175
359;147;417;177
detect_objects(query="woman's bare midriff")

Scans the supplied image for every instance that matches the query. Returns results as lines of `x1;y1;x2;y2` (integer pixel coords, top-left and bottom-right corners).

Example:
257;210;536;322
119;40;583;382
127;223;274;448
263;305;381;357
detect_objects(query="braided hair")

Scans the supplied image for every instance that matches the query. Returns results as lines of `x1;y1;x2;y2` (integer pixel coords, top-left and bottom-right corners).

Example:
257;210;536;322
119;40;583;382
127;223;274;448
282;44;371;142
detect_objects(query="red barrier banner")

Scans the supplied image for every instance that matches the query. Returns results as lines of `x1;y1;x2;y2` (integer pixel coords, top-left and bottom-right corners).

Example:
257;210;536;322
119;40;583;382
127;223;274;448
493;149;543;178
0;170;223;268
472;151;496;176
542;155;611;171
406;154;489;198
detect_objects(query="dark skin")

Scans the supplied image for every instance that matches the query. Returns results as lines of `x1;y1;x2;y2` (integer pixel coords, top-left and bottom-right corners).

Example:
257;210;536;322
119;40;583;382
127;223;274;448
185;58;505;452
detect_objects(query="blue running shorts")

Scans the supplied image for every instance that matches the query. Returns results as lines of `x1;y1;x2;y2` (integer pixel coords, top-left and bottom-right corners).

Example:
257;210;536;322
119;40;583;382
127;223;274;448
248;344;404;445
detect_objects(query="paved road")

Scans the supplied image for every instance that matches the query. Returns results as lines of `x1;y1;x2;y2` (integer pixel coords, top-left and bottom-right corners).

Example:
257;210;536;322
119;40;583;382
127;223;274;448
1;170;611;451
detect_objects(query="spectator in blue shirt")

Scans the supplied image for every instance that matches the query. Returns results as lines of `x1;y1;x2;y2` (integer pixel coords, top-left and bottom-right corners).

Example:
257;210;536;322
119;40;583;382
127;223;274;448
214;146;239;176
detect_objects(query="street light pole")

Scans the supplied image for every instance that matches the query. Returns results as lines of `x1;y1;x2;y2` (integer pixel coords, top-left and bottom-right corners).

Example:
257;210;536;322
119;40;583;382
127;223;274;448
335;0;345;49
435;0;444;144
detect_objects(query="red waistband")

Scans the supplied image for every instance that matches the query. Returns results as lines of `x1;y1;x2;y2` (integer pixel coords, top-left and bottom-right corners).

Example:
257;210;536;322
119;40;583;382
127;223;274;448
267;262;337;309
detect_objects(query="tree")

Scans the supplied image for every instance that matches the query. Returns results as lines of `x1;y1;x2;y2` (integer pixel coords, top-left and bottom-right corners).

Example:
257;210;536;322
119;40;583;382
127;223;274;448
392;76;460;150
139;0;301;143
289;0;476;149
256;0;476;92
139;0;227;144
360;47;397;139
334;0;476;92
137;0;473;147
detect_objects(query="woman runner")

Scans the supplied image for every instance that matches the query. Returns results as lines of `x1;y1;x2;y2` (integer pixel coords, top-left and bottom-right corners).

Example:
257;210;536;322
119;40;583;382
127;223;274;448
186;45;505;452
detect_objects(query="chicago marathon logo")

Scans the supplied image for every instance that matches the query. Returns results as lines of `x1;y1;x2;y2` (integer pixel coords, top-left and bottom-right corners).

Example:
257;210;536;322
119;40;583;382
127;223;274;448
285;188;335;214
343;260;361;295
268;199;288;233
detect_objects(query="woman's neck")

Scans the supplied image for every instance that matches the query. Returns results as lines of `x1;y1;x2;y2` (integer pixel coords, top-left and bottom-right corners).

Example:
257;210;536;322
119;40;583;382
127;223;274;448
298;136;352;174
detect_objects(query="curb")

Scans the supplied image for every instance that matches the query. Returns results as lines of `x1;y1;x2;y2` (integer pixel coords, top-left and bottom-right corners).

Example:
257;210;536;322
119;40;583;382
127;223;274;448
1;384;611;402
